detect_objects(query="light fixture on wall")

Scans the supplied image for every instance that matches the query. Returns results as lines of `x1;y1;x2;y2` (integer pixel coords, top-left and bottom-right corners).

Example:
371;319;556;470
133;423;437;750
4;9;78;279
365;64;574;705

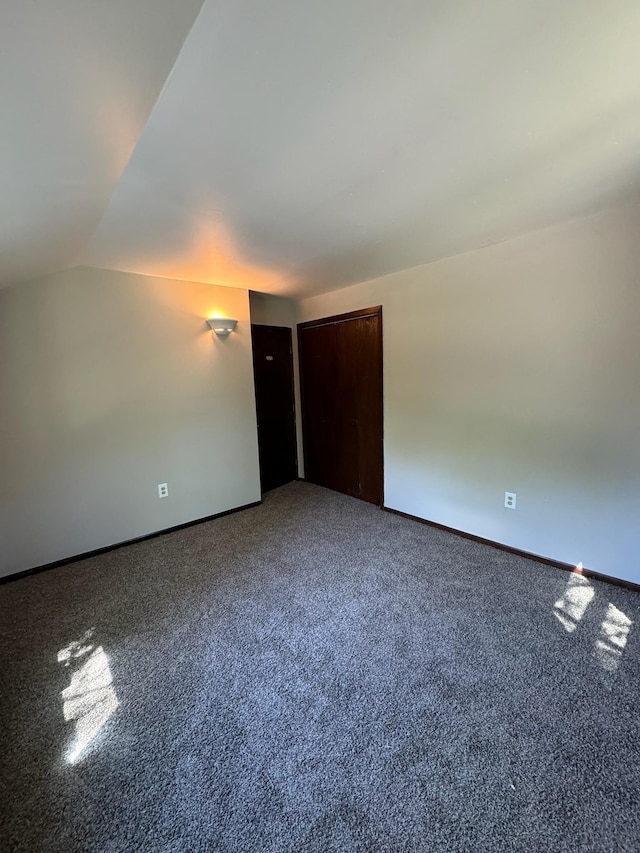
207;317;238;337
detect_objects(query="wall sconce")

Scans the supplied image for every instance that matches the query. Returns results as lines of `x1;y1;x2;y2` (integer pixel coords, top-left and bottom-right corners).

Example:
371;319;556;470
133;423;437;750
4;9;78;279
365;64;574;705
207;317;238;337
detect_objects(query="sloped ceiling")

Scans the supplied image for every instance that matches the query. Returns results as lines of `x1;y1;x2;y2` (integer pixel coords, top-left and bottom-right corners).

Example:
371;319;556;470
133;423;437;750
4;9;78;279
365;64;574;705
0;0;204;285
5;1;640;296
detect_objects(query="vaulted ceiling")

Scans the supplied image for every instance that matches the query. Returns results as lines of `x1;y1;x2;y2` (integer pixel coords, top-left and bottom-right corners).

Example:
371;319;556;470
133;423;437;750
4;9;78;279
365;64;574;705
4;0;640;297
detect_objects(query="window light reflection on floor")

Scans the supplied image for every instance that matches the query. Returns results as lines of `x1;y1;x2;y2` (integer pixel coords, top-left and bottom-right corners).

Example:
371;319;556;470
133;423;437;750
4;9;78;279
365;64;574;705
553;567;595;633
594;603;633;673
57;629;118;764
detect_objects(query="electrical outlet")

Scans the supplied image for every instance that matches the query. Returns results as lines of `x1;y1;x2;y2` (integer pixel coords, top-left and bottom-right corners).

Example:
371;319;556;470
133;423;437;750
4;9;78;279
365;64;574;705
158;483;168;499
504;491;516;510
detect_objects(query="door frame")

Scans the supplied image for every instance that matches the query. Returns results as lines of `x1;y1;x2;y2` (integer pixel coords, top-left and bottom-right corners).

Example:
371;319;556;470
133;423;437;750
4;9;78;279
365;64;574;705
297;305;384;506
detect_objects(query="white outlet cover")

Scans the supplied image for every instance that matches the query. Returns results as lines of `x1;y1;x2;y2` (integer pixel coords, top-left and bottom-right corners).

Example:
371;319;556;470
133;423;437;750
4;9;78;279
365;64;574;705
504;491;517;509
158;483;168;498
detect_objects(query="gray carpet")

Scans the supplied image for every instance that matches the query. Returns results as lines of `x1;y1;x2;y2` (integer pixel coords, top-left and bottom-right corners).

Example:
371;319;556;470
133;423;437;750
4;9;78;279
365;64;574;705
1;482;639;852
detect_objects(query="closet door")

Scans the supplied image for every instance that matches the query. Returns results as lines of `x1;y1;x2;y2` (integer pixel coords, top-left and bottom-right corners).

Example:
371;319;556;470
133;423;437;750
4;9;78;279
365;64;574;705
298;307;383;505
298;321;338;492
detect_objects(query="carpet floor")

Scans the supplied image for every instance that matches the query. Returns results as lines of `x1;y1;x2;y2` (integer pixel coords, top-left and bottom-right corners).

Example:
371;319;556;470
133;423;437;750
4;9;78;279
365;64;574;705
1;481;639;852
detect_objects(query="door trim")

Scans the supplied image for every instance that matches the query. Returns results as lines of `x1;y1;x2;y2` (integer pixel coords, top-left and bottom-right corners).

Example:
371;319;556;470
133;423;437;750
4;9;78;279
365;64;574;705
297;305;383;331
297;305;384;506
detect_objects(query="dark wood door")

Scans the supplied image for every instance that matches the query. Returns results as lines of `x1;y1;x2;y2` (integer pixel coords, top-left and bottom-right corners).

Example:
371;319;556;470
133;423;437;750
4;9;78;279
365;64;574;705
298;307;383;505
251;324;298;493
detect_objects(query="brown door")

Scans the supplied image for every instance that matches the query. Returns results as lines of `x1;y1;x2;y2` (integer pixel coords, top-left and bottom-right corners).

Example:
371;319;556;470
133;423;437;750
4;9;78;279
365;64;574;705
298;306;383;505
251;324;298;493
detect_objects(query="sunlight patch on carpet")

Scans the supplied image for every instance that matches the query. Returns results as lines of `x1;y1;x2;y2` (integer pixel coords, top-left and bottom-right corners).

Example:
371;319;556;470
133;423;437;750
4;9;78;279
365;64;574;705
57;628;118;764
594;603;633;673
553;570;595;633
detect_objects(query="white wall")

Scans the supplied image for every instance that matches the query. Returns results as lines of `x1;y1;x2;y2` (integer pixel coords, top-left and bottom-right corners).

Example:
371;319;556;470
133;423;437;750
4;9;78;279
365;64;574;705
296;201;640;584
249;292;295;328
0;267;260;577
